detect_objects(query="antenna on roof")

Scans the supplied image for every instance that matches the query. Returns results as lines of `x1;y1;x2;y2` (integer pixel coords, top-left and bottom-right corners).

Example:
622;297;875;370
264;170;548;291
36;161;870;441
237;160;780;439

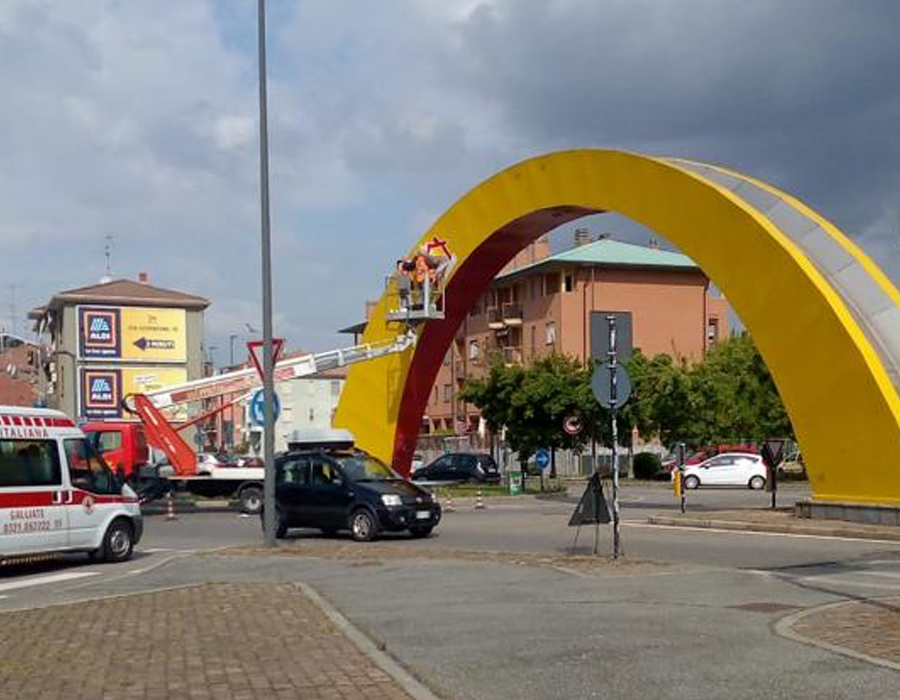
101;234;114;283
8;284;16;338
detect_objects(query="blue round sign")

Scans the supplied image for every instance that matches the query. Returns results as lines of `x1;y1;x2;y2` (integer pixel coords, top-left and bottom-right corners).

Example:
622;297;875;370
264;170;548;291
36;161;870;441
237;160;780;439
535;448;551;471
250;389;281;426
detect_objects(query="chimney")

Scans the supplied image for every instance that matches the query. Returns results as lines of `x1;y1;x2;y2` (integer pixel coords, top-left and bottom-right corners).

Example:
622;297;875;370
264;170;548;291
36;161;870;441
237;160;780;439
648;238;659;249
573;228;593;247
138;271;149;284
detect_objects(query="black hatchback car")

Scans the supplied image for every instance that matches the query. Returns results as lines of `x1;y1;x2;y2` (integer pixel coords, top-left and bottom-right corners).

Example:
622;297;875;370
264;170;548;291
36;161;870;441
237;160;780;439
411;452;501;484
264;449;441;541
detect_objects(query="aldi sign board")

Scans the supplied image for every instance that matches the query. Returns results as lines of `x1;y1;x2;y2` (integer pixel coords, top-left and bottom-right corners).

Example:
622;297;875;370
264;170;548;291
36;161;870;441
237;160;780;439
78;306;186;363
81;368;122;419
79;366;188;420
79;308;121;359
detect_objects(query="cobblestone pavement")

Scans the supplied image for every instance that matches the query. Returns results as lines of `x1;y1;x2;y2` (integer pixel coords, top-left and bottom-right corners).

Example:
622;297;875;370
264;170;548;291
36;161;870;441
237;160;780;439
787;595;900;667
0;582;416;700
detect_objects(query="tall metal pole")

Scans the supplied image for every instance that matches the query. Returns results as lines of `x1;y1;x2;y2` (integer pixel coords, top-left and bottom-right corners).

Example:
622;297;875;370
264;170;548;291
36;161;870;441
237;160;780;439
608;315;621;559
257;0;276;547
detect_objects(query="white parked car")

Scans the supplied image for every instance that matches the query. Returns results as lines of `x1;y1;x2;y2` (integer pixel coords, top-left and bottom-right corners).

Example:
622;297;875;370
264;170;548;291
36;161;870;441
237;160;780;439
680;452;767;490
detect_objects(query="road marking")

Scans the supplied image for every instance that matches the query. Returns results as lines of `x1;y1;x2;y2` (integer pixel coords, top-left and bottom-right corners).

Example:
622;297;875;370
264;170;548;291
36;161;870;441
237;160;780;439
795;575;900;591
0;571;100;593
627;521;900;545
140;548;173;553
859;570;900;579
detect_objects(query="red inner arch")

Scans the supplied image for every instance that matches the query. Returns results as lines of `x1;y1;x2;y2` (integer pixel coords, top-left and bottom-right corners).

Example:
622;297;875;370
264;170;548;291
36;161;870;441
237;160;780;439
392;206;598;474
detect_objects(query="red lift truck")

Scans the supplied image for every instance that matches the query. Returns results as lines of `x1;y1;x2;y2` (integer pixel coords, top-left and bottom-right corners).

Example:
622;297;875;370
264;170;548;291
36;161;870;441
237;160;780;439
83;332;417;513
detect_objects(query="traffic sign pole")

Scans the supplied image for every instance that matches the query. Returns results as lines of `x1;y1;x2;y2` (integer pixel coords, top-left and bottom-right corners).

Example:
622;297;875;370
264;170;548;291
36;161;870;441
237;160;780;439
608;314;622;559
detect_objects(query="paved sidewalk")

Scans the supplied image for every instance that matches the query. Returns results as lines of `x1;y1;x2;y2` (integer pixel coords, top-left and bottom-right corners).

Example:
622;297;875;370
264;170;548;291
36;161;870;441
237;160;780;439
647;508;900;542
780;596;900;671
0;582;421;700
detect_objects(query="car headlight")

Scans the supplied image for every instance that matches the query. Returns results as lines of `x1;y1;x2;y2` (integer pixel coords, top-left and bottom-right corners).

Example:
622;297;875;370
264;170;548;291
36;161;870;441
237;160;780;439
381;494;403;507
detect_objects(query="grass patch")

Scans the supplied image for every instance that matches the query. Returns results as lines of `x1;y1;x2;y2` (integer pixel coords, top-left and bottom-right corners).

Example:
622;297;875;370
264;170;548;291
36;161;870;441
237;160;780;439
438;480;566;497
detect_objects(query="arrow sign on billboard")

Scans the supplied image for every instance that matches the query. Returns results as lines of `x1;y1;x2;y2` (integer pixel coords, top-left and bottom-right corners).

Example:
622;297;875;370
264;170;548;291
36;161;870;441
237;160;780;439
133;337;176;351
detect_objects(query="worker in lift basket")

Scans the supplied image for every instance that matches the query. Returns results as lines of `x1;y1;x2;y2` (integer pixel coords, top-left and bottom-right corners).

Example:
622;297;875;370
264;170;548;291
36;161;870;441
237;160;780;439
396;258;415;310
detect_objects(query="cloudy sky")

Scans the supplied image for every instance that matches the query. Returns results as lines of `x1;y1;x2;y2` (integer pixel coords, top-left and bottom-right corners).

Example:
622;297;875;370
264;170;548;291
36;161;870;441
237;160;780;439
1;0;898;363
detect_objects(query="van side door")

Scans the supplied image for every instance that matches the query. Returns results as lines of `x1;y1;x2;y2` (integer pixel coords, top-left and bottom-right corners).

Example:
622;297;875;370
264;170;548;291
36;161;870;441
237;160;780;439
276;455;311;527
63;438;123;550
0;437;69;556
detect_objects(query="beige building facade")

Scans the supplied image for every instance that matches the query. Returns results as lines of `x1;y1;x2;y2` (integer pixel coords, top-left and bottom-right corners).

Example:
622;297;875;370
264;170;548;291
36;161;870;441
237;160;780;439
29;277;209;422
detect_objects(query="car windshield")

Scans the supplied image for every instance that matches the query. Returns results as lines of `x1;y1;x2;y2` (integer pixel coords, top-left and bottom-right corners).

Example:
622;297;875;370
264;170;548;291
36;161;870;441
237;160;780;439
335;453;400;482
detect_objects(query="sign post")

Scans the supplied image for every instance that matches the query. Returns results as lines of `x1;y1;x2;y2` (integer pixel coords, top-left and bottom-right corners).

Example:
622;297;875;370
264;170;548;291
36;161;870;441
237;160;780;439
590;315;632;559
761;439;786;510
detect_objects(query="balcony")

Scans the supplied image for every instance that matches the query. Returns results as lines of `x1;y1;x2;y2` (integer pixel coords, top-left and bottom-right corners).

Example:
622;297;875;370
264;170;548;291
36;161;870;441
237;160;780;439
501;346;523;366
487;307;504;330
502;303;523;326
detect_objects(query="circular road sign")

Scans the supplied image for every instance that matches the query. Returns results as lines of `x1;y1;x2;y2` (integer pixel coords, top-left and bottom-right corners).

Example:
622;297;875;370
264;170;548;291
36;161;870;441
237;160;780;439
535;448;551;471
563;415;583;435
591;364;632;409
250;389;281;426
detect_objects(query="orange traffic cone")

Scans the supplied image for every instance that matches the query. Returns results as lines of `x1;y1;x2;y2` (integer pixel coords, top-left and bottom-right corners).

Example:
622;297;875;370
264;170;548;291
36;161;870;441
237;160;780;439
475;489;486;510
166;493;177;521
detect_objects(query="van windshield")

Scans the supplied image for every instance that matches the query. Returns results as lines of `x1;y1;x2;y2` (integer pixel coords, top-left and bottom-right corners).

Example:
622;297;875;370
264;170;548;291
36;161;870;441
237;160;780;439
335;454;400;482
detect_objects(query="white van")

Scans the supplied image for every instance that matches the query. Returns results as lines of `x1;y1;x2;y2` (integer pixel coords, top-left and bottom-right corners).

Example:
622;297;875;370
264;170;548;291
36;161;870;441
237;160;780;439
0;406;142;563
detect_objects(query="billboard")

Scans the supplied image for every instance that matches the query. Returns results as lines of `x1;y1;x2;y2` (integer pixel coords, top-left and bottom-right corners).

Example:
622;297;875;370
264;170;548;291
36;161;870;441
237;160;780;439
79;306;187;363
80;366;188;420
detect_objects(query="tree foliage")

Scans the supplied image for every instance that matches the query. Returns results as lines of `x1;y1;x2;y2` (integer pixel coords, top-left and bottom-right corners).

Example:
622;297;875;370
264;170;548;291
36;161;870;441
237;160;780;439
459;334;793;455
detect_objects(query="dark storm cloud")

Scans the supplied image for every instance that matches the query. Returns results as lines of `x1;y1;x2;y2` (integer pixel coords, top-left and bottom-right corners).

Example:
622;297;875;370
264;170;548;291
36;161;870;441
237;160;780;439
449;0;900;238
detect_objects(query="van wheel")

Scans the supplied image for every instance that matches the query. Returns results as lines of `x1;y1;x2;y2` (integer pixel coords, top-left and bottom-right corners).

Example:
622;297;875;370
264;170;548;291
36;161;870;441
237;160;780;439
238;486;264;515
350;509;378;542
102;519;134;563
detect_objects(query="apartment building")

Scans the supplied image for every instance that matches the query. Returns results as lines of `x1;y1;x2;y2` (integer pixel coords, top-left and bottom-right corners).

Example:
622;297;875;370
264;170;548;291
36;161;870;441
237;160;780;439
424;233;729;434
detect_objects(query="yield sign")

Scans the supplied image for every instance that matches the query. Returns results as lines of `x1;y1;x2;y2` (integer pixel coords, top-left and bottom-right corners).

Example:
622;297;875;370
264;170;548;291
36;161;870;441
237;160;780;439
247;338;285;382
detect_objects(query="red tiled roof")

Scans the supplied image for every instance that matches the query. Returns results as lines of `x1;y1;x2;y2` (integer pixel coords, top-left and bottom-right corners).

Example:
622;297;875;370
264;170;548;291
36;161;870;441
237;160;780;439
30;279;209;318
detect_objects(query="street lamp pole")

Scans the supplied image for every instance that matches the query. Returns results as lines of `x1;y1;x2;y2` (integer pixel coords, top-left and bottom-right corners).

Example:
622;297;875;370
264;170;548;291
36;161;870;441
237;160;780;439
229;334;238;367
257;0;277;547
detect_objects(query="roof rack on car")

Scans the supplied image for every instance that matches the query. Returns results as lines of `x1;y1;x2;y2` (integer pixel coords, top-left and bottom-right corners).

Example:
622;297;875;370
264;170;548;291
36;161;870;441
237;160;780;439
286;427;355;452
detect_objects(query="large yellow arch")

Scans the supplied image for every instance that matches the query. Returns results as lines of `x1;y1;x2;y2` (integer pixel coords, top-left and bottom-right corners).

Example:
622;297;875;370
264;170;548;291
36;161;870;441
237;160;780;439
334;149;900;505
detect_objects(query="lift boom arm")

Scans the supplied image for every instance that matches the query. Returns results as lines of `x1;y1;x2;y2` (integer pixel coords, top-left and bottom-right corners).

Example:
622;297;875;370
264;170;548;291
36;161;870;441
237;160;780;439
130;333;416;476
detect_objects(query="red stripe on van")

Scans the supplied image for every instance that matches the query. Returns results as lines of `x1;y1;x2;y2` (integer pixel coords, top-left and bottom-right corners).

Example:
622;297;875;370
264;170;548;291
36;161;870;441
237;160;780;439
51;418;75;428
0;492;55;508
10;417;22;426
0;417;8;426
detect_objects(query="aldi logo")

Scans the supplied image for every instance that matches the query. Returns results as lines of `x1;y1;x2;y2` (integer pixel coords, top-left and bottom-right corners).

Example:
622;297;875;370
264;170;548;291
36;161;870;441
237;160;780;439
79;307;121;358
81;369;122;419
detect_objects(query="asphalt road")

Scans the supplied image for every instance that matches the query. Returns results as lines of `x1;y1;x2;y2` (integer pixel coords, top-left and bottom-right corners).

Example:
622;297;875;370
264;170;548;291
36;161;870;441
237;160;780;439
2;484;900;700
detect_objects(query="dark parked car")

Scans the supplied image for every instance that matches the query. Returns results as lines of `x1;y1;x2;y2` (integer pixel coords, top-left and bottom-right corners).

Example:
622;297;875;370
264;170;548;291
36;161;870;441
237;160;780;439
411;453;501;484
264;448;441;541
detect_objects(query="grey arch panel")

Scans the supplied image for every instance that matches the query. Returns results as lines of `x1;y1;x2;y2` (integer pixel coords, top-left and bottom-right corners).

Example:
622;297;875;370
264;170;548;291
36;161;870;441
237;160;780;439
669;159;900;394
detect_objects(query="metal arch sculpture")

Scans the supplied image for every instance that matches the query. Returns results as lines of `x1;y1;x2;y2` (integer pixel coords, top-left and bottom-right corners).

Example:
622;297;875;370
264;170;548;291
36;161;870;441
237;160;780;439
334;149;900;505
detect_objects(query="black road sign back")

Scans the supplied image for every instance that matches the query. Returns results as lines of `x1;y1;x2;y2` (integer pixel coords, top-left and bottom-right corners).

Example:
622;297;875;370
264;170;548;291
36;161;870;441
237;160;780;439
569;473;612;526
591;311;633;363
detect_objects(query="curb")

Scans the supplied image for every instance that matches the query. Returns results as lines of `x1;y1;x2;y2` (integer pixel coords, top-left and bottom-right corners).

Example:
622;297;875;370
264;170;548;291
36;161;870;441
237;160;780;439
298;582;444;700
774;599;900;672
646;515;900;543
